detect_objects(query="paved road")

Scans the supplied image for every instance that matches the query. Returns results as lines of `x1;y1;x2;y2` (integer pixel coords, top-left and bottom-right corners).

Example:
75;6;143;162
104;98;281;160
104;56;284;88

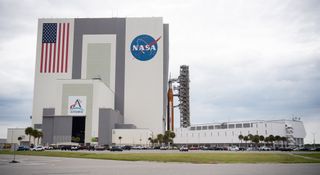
0;154;319;175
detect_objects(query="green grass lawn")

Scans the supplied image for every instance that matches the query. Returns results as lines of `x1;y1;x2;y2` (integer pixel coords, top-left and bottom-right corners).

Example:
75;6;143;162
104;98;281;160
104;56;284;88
1;150;320;164
296;153;320;160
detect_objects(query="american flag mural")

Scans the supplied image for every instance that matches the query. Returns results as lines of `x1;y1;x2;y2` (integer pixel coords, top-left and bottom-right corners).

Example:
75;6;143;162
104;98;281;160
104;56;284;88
40;23;70;73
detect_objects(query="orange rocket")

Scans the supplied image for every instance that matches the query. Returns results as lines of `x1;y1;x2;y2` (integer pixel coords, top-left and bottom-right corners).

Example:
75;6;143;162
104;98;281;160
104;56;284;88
167;81;174;131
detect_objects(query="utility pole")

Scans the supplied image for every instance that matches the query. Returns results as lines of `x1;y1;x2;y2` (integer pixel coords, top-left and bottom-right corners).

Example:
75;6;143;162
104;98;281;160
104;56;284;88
312;133;316;149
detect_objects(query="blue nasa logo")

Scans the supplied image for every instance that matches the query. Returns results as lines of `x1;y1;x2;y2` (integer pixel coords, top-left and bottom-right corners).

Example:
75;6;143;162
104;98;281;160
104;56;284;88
130;34;161;61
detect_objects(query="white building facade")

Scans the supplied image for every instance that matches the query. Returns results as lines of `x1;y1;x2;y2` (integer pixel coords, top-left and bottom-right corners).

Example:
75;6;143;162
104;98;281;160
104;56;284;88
30;17;169;145
174;119;306;146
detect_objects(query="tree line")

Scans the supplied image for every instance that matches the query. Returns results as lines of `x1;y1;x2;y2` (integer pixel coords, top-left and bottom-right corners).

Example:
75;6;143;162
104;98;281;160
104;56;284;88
238;134;288;148
24;127;43;146
148;130;176;146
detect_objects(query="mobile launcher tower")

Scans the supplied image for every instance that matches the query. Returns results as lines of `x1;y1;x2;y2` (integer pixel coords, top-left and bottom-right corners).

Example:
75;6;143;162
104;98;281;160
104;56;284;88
167;65;190;130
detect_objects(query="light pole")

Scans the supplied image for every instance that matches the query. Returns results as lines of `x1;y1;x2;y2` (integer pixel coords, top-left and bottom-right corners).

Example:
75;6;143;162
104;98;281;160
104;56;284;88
10;130;19;163
312;133;316;149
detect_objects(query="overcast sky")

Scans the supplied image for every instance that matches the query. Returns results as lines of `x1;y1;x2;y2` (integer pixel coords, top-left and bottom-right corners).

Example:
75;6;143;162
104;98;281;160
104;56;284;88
0;0;319;143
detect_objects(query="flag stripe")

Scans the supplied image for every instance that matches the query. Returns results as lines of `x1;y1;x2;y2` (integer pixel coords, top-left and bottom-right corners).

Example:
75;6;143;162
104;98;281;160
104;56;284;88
65;23;70;73
61;23;65;73
40;43;44;73
53;42;56;73
44;43;48;73
49;43;52;73
57;23;61;73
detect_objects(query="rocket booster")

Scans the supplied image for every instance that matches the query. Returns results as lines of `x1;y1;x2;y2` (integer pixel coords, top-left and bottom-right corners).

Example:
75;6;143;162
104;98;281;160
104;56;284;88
167;82;174;131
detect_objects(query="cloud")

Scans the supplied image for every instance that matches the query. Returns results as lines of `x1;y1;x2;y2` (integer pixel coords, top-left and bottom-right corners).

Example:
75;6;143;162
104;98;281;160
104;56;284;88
0;0;319;143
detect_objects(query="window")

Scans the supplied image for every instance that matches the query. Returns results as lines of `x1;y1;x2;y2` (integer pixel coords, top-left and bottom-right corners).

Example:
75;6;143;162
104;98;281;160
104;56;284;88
218;132;219;136
265;123;267;127
204;133;206;136
221;124;228;129
202;126;208;130
236;124;242;128
215;125;221;129
211;132;213;136
251;123;253;127
225;132;227;136
256;130;258;135
243;123;250;128
232;131;234;136
209;125;214;130
256;124;258;128
228;124;235;129
265;130;267;135
248;131;250;134
190;127;195;131
196;126;202;130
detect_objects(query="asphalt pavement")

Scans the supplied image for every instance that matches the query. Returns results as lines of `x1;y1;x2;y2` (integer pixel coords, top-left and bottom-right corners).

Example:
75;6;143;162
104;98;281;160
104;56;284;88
0;154;319;175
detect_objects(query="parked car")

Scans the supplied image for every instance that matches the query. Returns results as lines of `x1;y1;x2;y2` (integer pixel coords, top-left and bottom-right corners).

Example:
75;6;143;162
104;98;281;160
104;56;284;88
110;146;123;152
189;146;199;150
121;145;132;150
94;145;105;151
60;145;71;150
71;146;79;151
259;146;271;151
17;146;30;151
228;146;239;151
160;146;169;150
31;146;44;151
179;146;189;152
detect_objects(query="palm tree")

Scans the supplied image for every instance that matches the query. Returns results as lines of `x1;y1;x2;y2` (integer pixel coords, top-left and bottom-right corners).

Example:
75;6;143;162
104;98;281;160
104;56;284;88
243;136;249;148
252;135;260;148
269;135;275;150
280;137;287;148
37;131;43;145
31;129;39;146
25;127;33;146
259;135;264;146
238;135;243;147
275;135;281;147
18;136;23;146
118;136;122;146
157;134;164;145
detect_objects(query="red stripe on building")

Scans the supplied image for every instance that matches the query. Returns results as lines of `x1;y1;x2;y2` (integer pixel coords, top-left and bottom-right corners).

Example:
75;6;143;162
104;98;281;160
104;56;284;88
44;43;48;73
40;43;44;73
48;43;52;73
53;43;56;73
61;23;65;73
57;23;61;73
65;23;70;73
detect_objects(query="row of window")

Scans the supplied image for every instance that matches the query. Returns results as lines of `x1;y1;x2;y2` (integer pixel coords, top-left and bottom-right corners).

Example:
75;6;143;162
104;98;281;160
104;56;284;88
190;123;268;131
191;123;252;131
180;130;269;137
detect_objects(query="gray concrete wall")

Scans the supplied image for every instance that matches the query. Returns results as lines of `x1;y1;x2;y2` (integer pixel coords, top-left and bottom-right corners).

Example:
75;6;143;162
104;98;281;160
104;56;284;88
42;115;73;145
98;108;123;145
72;18;126;115
163;24;169;131
53;116;72;144
42;116;54;145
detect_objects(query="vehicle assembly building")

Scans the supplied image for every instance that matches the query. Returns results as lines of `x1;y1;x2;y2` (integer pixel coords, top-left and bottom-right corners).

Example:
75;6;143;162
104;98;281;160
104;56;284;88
31;17;169;145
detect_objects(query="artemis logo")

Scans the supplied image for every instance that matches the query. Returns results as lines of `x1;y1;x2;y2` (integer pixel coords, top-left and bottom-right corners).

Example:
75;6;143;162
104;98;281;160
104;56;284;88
130;34;161;61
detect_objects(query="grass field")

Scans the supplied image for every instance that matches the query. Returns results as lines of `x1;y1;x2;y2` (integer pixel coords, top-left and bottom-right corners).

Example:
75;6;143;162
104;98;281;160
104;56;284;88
297;153;320;159
1;150;320;164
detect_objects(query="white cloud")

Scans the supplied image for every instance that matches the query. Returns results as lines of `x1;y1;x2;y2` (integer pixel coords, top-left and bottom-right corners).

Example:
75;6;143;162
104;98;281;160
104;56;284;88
0;0;319;143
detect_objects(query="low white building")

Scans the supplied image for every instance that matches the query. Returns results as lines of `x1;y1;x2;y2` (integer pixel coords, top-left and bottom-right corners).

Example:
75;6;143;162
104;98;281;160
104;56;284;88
112;129;153;146
7;128;32;145
174;119;306;146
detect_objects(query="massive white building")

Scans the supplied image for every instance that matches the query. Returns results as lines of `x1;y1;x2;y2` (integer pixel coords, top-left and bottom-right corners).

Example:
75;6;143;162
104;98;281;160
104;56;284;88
174;119;306;146
30;17;169;145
